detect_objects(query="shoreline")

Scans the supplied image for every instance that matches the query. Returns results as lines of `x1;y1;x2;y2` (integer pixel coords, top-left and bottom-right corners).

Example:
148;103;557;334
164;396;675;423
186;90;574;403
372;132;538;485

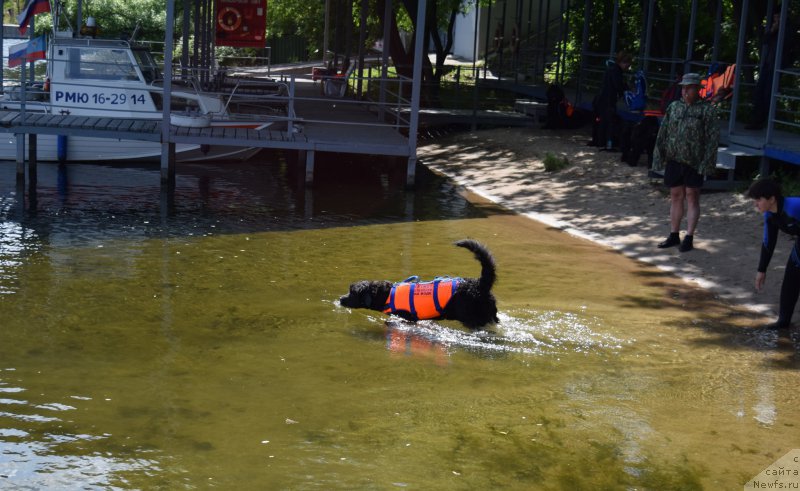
418;126;784;321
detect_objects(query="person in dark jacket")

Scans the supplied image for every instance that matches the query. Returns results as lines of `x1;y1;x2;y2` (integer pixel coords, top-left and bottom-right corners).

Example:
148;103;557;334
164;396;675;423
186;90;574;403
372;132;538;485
748;178;800;329
593;51;632;150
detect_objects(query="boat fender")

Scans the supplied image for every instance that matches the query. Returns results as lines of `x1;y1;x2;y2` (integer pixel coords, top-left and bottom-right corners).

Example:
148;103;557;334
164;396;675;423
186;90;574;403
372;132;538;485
218;7;243;32
57;135;68;162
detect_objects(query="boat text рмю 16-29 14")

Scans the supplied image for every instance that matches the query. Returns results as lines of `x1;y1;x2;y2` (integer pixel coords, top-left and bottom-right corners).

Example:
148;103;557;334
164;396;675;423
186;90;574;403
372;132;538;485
53;91;148;105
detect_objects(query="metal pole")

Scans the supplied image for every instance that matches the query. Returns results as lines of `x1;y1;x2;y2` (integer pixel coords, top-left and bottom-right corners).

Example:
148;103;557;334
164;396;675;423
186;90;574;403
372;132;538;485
406;0;428;188
729;0;749;136
527;0;532;38
0;6;4;91
181;0;190;79
609;0;619;58
558;0;569;85
513;0;523;82
472;3;481;130
200;0;209;86
76;0;83;32
357;0;368;96
575;0;592;105
543;0;551;78
765;0;789;142
711;0;722;64
323;0;331;65
379;0;392;120
26;16;34;85
670;7;681;81
642;0;655;74
535;0;543;81
161;0;176;186
483;1;492;80
758;0;776;77
498;0;507;80
191;0;199;69
684;0;698;75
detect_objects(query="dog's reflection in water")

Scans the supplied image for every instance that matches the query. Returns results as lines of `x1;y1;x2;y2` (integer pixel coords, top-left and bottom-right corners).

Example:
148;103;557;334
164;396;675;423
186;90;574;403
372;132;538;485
384;321;449;366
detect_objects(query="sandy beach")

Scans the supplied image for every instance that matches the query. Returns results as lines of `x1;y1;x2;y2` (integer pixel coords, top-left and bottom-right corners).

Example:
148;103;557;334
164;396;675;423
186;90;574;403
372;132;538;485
418;126;786;323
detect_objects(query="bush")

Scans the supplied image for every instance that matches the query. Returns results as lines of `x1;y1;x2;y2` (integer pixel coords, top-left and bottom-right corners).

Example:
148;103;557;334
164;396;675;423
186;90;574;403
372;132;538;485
543;152;570;172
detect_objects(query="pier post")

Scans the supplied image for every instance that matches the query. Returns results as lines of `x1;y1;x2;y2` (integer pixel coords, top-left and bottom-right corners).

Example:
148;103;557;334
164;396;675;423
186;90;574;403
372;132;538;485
304;150;315;185
15;134;25;182
160;142;176;188
406;157;416;188
27;134;37;189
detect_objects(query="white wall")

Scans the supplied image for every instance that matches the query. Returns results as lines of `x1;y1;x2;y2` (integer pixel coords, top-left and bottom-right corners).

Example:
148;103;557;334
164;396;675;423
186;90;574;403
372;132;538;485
452;8;481;61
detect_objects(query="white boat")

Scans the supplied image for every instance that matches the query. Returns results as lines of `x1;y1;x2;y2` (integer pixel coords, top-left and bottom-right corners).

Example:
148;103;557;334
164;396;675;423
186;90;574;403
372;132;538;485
0;34;270;163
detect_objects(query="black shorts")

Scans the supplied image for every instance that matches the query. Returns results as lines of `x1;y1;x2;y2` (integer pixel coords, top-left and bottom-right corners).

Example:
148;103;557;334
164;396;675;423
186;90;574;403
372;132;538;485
663;160;704;188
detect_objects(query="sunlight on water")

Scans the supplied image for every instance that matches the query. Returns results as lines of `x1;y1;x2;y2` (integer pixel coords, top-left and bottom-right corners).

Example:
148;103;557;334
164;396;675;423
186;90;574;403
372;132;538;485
0;375;159;489
0;218;32;295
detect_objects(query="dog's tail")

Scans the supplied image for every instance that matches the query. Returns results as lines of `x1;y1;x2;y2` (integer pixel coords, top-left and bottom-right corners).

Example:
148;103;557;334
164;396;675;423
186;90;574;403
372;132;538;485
455;239;496;292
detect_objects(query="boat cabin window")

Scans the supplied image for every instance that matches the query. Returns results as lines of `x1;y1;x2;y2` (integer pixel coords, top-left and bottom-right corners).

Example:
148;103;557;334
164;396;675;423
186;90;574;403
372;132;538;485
132;48;161;84
65;48;139;81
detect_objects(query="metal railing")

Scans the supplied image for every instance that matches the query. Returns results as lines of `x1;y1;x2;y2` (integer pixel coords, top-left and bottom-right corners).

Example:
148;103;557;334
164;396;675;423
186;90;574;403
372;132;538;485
767;67;800;140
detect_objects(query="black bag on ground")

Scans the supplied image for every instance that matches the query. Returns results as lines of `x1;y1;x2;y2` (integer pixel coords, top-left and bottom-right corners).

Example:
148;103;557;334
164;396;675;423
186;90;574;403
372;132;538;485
621;116;659;166
544;84;578;130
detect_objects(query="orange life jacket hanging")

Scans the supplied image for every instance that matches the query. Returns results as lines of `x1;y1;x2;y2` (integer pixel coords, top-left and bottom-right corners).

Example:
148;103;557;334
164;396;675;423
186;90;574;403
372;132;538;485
383;277;459;320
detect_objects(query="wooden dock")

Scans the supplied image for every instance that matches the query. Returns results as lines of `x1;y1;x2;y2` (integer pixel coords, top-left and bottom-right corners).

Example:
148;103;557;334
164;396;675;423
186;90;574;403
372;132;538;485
0;76;545;188
0;84;415;186
0;111;162;141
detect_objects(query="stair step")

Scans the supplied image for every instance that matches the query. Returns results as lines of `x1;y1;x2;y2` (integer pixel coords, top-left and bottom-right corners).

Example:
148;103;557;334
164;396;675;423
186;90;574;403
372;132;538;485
717;144;763;170
514;99;546;118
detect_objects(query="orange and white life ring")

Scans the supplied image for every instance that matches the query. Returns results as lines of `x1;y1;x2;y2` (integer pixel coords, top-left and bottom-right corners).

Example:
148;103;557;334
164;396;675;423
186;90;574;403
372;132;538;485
218;6;242;32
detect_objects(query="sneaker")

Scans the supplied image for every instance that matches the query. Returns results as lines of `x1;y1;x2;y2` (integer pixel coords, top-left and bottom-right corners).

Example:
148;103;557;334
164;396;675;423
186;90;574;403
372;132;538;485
679;235;694;252
657;234;680;248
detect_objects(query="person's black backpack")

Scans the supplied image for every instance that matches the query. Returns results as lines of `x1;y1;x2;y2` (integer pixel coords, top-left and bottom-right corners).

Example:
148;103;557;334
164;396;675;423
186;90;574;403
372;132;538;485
544;84;575;129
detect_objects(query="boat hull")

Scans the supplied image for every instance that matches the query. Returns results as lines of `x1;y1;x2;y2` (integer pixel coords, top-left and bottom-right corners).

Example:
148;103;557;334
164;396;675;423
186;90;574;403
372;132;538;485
0;133;260;163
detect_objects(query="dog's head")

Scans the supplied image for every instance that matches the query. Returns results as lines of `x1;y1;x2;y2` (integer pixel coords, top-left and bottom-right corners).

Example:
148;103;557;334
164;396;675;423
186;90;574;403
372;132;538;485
339;280;393;311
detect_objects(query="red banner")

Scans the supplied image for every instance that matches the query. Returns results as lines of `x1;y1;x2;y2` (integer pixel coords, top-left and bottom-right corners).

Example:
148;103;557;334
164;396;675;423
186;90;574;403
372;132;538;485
215;0;267;48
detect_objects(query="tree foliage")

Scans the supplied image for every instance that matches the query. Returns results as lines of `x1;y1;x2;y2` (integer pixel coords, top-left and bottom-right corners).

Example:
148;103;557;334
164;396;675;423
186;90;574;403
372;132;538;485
5;0;169;39
53;0;168;40
267;0;325;53
572;0;795;75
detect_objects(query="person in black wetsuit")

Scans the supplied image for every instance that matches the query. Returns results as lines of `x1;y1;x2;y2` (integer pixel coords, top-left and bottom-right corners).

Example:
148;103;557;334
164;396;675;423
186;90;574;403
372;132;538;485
593;51;632;150
747;178;800;329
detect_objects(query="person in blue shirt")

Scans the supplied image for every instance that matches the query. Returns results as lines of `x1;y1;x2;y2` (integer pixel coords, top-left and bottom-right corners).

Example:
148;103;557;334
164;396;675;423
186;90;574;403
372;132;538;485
748;178;800;329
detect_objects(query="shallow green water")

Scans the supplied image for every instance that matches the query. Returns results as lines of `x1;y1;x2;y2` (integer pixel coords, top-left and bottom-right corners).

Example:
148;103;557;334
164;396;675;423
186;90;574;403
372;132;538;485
1;155;799;490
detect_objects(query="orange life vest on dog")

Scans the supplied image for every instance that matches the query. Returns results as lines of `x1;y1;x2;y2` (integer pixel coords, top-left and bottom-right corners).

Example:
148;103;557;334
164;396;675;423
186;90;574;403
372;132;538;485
383;277;459;320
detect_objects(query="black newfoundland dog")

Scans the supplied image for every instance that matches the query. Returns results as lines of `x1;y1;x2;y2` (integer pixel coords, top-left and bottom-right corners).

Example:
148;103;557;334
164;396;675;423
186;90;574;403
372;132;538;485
339;239;498;329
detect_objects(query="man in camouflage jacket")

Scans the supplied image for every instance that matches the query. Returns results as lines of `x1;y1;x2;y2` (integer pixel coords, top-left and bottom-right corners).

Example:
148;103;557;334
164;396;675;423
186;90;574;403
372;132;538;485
653;72;720;252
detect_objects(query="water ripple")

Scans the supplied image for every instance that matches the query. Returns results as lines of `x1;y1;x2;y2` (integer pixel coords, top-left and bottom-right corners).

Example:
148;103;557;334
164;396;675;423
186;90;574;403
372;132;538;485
370;309;627;357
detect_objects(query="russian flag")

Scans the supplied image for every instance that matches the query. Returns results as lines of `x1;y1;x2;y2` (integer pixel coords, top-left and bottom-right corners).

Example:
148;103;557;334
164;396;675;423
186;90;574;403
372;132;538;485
8;36;47;68
17;0;51;35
